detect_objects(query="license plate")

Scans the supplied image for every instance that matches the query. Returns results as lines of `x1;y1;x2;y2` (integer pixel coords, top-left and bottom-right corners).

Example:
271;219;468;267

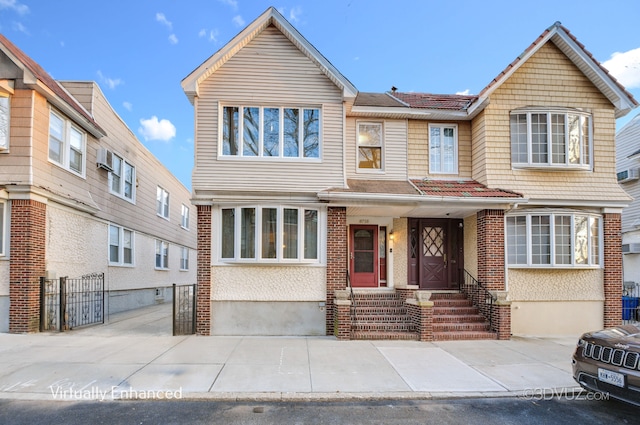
598;368;625;388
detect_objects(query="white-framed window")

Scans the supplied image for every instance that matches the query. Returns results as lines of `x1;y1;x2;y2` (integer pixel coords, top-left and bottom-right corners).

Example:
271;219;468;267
109;154;135;202
181;204;189;229
510;109;591;168
109;224;134;266
0;200;6;256
180;247;189;270
506;211;601;267
220;205;319;263
156;186;169;219
0;94;10;151
429;124;458;174
48;109;86;176
155;239;169;269
221;105;320;159
357;122;383;170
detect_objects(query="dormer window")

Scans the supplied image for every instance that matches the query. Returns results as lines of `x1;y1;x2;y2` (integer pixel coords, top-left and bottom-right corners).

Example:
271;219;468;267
510;109;591;169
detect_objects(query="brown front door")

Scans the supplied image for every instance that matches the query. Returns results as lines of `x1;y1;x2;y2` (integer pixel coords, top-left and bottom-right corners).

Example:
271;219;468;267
350;225;378;287
408;218;462;290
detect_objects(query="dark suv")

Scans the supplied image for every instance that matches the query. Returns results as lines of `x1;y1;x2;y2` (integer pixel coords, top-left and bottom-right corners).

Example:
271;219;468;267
573;324;640;406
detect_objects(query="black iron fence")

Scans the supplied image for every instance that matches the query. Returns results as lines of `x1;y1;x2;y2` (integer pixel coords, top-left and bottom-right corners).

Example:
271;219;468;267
173;283;196;335
461;270;497;332
40;273;105;332
623;282;640;324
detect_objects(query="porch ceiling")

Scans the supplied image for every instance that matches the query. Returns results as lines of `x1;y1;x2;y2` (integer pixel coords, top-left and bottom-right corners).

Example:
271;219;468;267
346;203;513;219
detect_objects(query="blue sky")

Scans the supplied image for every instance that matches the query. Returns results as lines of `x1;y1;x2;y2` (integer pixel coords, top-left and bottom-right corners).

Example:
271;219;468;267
1;0;639;190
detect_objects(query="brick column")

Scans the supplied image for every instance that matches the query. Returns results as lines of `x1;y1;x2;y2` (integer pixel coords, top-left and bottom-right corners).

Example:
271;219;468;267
326;207;347;335
603;213;622;328
492;291;512;340
196;204;212;335
9;199;46;333
334;290;351;340
477;209;510;339
407;291;434;341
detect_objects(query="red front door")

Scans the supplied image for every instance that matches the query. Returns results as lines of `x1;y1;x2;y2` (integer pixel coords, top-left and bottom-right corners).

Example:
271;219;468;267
350;225;378;287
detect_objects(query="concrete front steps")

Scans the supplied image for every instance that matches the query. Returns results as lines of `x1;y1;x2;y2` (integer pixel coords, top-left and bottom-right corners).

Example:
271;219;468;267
349;290;497;341
431;292;497;341
350;291;418;340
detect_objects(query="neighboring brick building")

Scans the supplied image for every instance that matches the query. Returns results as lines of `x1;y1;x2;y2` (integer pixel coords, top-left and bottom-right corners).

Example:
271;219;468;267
182;9;637;339
0;35;197;332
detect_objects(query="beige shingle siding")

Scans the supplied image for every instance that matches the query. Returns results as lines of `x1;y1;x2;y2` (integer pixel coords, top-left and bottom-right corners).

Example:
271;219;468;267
192;25;345;194
0;90;35;185
471;110;487;184
479;41;629;202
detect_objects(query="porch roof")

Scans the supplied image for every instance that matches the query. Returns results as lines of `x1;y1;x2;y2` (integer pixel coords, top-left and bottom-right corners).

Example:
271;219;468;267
410;179;522;198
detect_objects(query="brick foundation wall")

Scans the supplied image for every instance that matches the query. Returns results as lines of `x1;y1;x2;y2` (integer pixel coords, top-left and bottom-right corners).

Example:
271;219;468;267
196;205;212;335
326;207;347;335
9;199;46;333
603;213;622;328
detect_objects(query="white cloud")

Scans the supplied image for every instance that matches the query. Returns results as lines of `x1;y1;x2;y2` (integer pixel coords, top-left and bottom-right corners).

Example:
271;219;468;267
168;34;178;45
139;116;176;142
0;0;29;15
199;28;219;42
122;101;132;112
156;12;172;30
232;15;245;27
198;29;207;37
12;21;28;34
97;70;123;90
456;89;471;95
602;47;640;89
288;6;302;23
218;0;238;10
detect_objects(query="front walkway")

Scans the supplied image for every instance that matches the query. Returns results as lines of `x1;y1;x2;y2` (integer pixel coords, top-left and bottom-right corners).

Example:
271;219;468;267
0;321;581;401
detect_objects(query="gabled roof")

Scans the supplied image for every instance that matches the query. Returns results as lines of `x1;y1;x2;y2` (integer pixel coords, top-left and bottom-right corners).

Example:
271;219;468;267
181;7;357;103
0;34;105;137
470;22;638;119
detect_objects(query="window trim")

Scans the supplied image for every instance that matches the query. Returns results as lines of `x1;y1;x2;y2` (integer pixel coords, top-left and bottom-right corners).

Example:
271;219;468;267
181;204;190;230
510;108;593;170
356;121;384;173
506;211;602;268
0;93;10;152
155;239;169;270
219;104;322;160
428;123;458;175
219;205;321;264
180;246;189;271
109;153;136;203
108;224;134;267
156;186;170;220
48;108;87;177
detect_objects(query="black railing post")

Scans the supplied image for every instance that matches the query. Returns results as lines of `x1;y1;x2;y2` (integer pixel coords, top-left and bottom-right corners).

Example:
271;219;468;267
191;284;197;335
59;277;66;332
39;277;45;332
172;283;177;336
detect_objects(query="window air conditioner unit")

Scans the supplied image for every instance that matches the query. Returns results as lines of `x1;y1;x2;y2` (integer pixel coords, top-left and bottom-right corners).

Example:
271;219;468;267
622;243;640;254
96;147;114;171
617;168;639;183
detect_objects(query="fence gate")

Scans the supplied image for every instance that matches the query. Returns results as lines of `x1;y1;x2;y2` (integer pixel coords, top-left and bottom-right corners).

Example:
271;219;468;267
40;273;105;331
173;283;196;335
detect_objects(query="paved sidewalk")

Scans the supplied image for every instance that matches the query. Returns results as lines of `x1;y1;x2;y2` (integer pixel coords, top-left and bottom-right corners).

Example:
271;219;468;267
0;304;581;402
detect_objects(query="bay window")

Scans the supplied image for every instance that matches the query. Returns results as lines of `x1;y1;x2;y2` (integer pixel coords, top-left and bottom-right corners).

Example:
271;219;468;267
506;212;601;267
510;109;591;168
221;205;320;262
222;105;320;159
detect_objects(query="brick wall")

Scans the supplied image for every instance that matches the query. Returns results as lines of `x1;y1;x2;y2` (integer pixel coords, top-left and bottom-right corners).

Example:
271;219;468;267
326;207;347;335
477;209;505;291
196;205;212;335
9;199;46;333
603;213;622;328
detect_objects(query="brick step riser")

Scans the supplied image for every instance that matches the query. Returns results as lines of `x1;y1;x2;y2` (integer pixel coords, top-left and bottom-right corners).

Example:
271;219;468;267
433;323;491;332
351;294;403;300
433;307;480;315
351;332;419;341
352;326;417;334
429;293;467;300
433;332;498;341
353;315;413;323
352;300;404;307
433;315;487;323
432;300;473;308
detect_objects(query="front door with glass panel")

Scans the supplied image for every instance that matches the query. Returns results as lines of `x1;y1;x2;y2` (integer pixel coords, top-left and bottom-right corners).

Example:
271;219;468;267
350;225;378;287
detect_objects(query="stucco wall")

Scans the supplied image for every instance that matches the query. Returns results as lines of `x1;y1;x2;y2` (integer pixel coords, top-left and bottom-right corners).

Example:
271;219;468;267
508;268;604;301
211;266;325;301
393;218;408;287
